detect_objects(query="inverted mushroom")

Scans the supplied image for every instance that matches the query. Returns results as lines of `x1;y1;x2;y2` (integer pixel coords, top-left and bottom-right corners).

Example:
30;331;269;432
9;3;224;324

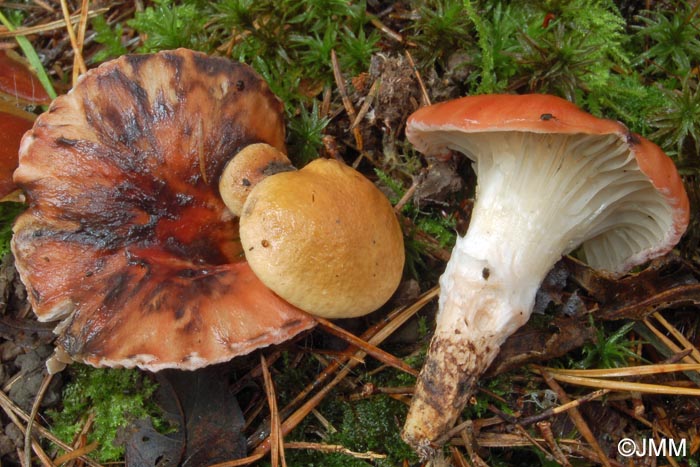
11;49;316;371
401;94;689;455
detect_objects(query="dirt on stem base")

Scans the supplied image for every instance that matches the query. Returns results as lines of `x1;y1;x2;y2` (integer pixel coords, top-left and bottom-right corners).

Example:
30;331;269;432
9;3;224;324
402;333;501;459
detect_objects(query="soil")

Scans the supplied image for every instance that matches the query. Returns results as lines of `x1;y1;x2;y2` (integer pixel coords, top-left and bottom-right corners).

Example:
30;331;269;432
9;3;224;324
0;255;63;464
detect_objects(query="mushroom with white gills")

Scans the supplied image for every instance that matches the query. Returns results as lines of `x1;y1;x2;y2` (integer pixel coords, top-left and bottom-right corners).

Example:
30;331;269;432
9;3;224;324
401;93;690;456
12;49;316;372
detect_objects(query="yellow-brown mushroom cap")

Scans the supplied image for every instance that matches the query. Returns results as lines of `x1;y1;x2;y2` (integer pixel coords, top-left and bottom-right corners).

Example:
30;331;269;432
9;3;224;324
11;49;315;371
219;143;293;217
240;158;405;318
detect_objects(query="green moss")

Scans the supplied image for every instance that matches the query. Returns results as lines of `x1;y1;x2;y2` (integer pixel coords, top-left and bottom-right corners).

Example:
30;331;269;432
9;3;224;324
570;320;644;370
632;2;700;78
461;375;513;419
0;203;24;259
650;77;700;163
213;0;376;89
416;216;457;248
335;395;416;465
48;365;162;462
287;100;330;166
513;1;629;102
374;168;457;280
127;0;209;52
286;394;417;467
582;72;668;135
408;0;473;68
550;0;629;67
373;169;403;205
90;15;128;63
477;1;523;92
464;0;495;93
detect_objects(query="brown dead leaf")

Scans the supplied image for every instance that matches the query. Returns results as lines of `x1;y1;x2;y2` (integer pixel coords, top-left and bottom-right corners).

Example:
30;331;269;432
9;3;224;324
121;365;247;466
567;256;700;321
488;315;595;377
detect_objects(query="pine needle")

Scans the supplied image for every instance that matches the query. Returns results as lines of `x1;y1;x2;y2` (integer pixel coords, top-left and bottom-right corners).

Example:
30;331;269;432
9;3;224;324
0;8;107;38
260;354;286;467
545;363;700;378
59;0;87;82
652;311;700;363
251;286;439;457
539;370;700;396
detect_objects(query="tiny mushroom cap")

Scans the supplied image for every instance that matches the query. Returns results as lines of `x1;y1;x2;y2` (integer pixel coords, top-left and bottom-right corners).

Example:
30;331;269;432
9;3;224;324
219;142;294;217
401;94;689;455
239;158;405;319
11;49;315;372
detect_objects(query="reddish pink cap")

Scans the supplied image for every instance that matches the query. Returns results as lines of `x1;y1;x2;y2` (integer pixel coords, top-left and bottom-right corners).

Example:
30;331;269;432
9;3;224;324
407;94;689;273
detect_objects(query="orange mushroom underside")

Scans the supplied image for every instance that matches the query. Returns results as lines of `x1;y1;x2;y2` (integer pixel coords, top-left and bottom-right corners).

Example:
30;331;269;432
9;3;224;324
11;49;315;371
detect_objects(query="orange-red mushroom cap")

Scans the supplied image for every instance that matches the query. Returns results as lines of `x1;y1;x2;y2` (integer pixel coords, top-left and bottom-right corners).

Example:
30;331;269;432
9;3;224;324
406;94;689;274
11;49;315;371
0;104;35;199
0;50;51;105
401;94;690;453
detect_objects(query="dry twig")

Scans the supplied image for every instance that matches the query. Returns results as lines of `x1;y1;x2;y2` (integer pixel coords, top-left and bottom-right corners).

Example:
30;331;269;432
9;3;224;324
541;370;700;396
350;78;381;130
457;422;489;467
285;441;387;460
52;441;99;466
537;421;571;467
331;49;363;153
58;0;87;78
404;49;430;106
367;14;403;43
651;311;700;363
260;354;286;467
24;373;54;467
315;316;419;377
73;0;90;83
539;368;612;467
0;8;107;38
249;287;439;460
0;389;102;467
518;388;611;426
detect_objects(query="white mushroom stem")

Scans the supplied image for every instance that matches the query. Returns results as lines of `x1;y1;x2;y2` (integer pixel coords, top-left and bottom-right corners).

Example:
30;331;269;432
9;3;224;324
402;131;672;455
